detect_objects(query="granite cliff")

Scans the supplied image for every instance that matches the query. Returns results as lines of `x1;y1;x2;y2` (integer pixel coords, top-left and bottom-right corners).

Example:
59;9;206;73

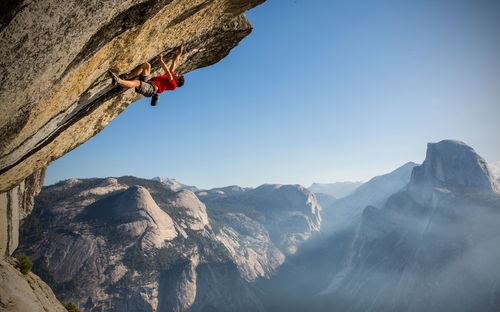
0;0;265;310
317;140;500;312
256;141;500;312
17;177;320;311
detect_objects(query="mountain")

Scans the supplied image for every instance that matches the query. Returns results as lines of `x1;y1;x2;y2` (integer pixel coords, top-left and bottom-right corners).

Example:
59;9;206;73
314;193;338;209
318;140;500;312
152;177;199;192
198;184;321;255
17;177;320;311
308;182;363;198
0;1;267;310
320;161;418;233
196;185;251;199
409;140;499;196
256;161;418;310
488;161;500;179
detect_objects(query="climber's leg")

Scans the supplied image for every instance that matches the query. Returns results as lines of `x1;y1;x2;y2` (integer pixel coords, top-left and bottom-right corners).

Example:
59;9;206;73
116;79;141;89
124;62;151;79
109;70;141;88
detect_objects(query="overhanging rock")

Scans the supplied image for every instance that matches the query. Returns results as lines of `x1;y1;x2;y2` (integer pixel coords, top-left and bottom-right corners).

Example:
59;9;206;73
0;1;266;310
0;0;265;193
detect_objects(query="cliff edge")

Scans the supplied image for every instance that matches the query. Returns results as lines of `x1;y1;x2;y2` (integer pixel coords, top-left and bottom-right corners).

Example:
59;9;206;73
0;0;264;193
0;1;265;310
0;0;265;256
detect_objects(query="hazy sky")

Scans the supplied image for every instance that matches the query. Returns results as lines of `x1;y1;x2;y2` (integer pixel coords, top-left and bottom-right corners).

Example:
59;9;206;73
45;0;500;189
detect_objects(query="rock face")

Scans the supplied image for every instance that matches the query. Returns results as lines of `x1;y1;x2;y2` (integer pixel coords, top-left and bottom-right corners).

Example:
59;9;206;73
0;2;266;310
256;141;500;312
215;212;285;281
0;169;45;257
409;140;500;196
166;190;210;231
0;0;265;259
17;177;319;311
317;140;500;312
256;162;418;311
0;257;66;312
111;185;179;249
200;184;322;255
0;0;265;193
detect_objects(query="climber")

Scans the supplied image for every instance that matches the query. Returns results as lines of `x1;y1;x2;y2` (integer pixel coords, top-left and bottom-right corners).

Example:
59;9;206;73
109;45;184;106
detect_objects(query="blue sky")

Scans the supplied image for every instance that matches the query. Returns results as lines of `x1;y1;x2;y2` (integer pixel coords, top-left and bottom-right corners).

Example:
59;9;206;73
45;0;500;189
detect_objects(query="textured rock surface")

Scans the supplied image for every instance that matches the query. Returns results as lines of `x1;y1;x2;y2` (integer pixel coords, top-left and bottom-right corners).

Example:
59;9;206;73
410;140;500;197
0;0;265;193
111;186;179;249
166;190;210;231
0;168;45;257
200;184;322;255
0;257;66;312
215;212;285;281
17;177;318;311
0;2;266;311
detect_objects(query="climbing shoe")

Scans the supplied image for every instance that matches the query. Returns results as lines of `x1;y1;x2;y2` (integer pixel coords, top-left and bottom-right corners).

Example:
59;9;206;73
108;70;120;85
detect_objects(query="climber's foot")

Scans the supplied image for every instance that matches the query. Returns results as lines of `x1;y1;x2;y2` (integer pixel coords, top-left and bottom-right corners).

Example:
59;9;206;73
108;70;120;85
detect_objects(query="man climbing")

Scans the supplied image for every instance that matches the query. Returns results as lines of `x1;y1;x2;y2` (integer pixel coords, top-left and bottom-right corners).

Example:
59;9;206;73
109;45;184;105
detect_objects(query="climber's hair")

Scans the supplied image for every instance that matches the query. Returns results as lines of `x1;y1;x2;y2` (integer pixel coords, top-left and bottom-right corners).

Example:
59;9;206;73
176;75;185;87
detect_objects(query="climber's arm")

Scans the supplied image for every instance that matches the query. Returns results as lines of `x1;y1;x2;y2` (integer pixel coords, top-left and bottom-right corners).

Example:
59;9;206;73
158;55;174;81
170;45;183;73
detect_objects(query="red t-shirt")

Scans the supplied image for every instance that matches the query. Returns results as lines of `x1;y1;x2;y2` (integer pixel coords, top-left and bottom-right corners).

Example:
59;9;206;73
149;75;177;94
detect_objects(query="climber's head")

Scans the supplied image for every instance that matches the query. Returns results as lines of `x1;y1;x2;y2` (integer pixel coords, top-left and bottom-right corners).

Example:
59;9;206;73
176;75;185;87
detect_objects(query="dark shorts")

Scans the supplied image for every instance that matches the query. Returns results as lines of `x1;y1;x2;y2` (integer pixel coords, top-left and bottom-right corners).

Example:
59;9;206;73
135;81;158;97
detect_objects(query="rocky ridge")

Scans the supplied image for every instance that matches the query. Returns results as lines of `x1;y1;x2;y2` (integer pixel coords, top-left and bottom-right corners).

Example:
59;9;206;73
255;161;418;311
0;0;265;192
0;1;266;310
409;140;500;198
317;140;500;312
199;184;322;254
255;141;500;312
0;257;66;312
320;161;418;233
0;0;265;253
152;177;199;192
17;177;320;311
308;181;363;198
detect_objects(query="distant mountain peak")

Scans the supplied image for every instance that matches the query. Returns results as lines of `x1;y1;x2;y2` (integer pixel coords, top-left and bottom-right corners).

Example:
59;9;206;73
320;161;418;233
409;140;499;194
152;177;198;192
308;181;363;198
